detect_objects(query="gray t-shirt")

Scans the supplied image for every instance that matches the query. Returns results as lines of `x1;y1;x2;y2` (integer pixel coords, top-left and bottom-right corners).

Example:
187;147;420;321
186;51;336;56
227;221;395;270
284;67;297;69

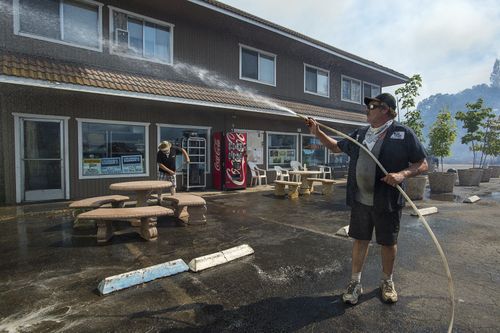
355;137;383;206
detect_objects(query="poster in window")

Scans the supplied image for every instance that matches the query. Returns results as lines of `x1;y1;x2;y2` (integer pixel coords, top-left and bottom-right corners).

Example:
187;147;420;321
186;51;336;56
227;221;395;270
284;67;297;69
83;159;101;176
245;131;264;164
101;157;122;174
121;155;143;173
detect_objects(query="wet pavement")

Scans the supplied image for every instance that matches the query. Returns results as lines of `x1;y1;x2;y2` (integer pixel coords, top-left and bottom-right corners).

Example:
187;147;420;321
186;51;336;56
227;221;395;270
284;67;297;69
0;179;499;332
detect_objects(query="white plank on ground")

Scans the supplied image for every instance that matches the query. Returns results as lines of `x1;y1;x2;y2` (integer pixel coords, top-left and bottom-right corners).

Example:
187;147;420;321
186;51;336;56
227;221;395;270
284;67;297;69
189;244;254;272
98;259;189;295
410;207;438;216
463;195;481;203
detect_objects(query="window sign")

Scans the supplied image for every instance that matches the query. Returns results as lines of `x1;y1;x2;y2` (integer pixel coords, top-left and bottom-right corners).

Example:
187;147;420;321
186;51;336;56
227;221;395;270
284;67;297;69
267;133;297;169
121;155;143;173
82;158;101;176
100;157;121;174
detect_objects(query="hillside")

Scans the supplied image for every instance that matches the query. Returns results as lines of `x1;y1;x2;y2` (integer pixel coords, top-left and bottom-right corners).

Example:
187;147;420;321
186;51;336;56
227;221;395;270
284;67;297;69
416;61;500;164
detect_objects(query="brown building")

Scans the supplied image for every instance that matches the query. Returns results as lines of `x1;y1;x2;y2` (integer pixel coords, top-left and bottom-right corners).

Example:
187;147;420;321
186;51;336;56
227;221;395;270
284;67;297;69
0;0;407;204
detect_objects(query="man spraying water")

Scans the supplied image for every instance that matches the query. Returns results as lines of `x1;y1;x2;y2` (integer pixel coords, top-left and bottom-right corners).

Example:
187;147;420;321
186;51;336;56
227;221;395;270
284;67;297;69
306;93;428;304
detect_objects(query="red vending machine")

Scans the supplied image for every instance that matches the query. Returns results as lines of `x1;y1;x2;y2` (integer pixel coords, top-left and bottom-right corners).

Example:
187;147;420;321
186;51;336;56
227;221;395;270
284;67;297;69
213;132;247;190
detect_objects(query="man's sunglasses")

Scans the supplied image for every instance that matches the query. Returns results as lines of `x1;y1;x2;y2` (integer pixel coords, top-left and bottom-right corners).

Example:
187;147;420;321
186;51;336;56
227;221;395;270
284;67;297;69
367;103;385;110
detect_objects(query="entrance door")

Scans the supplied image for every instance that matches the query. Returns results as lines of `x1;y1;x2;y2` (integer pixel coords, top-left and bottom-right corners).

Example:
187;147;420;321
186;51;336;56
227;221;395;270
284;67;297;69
21;118;65;201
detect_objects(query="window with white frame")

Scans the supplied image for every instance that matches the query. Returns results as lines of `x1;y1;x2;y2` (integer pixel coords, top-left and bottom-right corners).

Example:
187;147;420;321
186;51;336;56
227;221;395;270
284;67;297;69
301;135;325;167
267;132;297;169
158;125;210;173
78;119;148;178
341;76;361;103
240;45;276;86
304;64;329;97
14;0;102;50
363;82;381;99
110;6;173;64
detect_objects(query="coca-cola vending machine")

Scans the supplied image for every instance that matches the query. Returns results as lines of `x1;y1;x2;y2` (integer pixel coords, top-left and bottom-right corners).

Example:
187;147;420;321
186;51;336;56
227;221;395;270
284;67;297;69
213;132;247;190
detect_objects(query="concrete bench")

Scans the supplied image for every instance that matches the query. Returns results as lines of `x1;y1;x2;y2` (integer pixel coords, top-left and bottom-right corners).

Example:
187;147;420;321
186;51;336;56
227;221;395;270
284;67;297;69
160;193;207;225
77;206;174;243
307;178;335;195
274;180;302;199
69;195;130;209
69;195;131;226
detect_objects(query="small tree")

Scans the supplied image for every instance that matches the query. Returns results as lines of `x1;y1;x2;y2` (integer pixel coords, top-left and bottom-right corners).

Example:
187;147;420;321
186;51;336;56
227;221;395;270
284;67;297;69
395;74;425;142
478;116;500;167
429;107;456;172
455;98;494;168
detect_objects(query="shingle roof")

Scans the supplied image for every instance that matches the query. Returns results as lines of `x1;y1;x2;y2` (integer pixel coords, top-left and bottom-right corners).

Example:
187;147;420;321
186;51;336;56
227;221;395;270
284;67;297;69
194;0;407;81
0;51;367;123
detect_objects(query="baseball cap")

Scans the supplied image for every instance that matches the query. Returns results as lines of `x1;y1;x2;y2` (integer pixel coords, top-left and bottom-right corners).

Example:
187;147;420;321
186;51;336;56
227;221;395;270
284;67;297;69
364;93;397;111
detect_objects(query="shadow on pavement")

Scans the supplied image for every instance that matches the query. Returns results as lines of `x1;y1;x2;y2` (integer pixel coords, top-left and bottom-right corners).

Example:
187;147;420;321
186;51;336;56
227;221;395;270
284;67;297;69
127;291;379;332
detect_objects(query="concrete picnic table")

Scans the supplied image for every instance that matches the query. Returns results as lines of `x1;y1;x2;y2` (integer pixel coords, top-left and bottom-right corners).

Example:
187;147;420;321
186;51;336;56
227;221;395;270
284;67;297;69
109;180;172;207
288;170;322;195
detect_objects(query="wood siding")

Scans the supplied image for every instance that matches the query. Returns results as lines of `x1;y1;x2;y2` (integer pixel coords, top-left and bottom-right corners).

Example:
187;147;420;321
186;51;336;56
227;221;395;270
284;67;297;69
0;85;355;203
0;0;392;115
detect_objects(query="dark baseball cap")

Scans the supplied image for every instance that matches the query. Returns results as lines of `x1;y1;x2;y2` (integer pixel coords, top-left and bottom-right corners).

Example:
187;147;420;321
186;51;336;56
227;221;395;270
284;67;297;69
364;93;397;111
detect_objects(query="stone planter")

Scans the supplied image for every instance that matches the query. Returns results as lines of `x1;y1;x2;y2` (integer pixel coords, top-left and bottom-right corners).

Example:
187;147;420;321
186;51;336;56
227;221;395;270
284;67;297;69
457;168;482;186
480;168;492;182
428;172;456;193
425;156;436;174
404;175;427;200
489;166;500;178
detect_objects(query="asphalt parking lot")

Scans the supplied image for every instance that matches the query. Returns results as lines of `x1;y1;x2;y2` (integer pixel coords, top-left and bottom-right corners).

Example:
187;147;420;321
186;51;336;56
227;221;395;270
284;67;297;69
0;179;499;332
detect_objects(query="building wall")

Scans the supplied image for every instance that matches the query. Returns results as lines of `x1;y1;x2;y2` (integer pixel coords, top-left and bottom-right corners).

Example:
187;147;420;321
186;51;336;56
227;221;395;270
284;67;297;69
0;0;388;116
0;90;6;204
0;84;355;204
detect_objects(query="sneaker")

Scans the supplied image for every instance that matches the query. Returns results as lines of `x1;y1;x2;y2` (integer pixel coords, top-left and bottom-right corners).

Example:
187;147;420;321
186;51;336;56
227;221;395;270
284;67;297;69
342;280;363;305
380;279;398;303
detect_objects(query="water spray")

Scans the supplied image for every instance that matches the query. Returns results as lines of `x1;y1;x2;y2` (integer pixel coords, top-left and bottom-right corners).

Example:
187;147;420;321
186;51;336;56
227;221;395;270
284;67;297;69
166;61;454;331
293;111;455;333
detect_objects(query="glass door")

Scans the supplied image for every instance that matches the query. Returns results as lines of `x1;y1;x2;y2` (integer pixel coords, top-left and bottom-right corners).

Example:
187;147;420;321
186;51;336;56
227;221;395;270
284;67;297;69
21;118;65;201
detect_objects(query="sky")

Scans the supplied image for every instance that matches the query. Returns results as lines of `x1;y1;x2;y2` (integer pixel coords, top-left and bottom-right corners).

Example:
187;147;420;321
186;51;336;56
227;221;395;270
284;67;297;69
220;0;500;104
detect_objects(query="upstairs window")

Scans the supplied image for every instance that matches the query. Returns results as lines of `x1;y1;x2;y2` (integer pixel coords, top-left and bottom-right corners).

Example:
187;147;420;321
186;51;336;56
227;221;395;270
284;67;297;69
110;7;173;64
304;64;329;97
240;45;276;86
341;75;361;103
14;0;102;51
363;82;381;99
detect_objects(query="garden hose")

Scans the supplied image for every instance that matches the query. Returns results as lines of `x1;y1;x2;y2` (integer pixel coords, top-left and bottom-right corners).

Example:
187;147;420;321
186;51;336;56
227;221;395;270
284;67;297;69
299;114;455;333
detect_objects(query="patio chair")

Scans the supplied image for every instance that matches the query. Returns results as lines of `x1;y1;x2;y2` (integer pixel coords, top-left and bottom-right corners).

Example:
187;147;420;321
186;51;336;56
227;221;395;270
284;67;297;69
248;161;268;186
274;166;290;181
290;160;303;171
318;165;333;179
290;161;303;181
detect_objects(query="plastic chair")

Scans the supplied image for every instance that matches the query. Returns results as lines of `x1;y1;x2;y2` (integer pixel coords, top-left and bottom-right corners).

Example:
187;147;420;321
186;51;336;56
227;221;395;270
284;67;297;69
248;162;268;186
290;161;303;181
290;160;303;171
274;166;290;181
318;165;332;179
